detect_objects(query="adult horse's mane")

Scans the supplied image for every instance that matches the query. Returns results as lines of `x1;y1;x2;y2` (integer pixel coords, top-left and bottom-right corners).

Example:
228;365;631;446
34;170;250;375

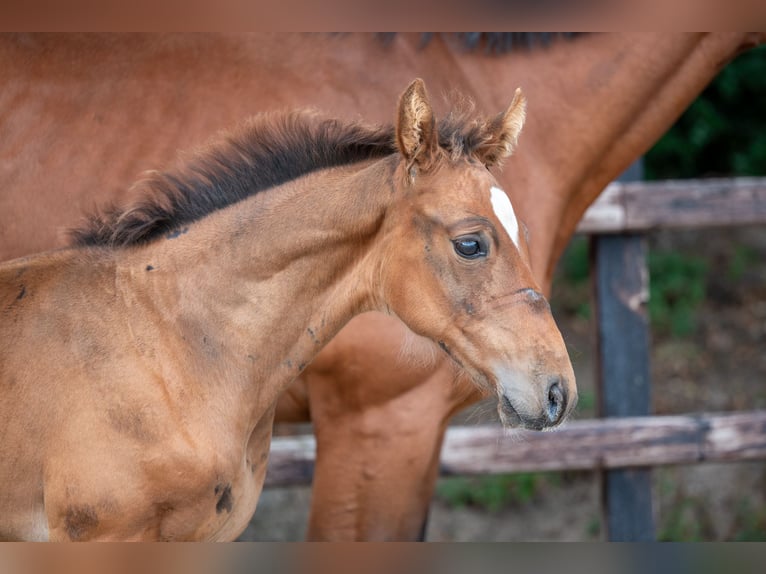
382;32;582;53
72;103;510;248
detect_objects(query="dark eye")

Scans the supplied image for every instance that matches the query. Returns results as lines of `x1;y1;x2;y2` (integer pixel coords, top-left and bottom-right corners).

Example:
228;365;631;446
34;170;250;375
453;236;487;259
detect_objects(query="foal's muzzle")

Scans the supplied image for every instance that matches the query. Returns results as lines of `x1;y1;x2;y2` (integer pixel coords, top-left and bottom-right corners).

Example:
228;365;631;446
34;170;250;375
500;376;572;430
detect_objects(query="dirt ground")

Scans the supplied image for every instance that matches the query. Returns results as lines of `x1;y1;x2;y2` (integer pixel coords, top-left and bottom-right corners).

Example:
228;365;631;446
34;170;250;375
240;225;766;541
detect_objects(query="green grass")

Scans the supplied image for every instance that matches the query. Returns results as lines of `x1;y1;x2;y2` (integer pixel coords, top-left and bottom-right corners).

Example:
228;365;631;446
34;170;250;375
655;469;766;541
658;498;708;541
657;495;766;541
436;473;558;513
731;497;766;541
727;245;759;281
552;236;591;320
648;250;708;338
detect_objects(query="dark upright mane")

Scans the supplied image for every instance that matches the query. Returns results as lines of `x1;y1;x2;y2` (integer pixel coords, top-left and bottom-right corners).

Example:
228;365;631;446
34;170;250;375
71;112;397;247
72;103;508;248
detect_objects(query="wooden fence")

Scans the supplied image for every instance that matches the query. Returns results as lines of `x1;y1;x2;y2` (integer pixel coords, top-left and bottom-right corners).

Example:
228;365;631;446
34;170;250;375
263;176;766;540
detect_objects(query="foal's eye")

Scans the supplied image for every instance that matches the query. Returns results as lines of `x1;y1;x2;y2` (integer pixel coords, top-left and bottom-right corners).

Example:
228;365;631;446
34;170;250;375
453;236;487;259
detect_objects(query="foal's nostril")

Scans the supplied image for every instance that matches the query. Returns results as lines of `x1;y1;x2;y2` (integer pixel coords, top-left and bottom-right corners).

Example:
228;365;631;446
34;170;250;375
546;379;567;425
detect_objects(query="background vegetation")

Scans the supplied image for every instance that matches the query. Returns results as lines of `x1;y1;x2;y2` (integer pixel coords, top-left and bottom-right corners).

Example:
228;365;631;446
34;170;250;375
645;44;766;180
555;44;766;338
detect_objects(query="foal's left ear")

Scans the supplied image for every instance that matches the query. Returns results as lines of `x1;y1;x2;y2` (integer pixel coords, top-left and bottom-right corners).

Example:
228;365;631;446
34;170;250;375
396;78;439;174
477;87;527;167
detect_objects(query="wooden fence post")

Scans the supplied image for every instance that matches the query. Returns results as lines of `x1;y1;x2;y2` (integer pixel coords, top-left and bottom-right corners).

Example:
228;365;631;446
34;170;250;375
591;160;656;540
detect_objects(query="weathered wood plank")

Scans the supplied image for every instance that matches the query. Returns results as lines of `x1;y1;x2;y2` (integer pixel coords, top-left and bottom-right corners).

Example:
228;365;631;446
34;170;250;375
264;411;766;486
578;184;625;233
578;177;766;234
264;434;316;487
439;412;766;474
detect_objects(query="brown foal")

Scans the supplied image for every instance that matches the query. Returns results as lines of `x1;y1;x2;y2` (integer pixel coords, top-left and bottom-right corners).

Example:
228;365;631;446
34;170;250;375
0;80;575;540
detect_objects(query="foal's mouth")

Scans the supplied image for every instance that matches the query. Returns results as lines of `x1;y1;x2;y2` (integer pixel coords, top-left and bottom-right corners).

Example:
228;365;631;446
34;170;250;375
498;394;548;431
496;374;575;431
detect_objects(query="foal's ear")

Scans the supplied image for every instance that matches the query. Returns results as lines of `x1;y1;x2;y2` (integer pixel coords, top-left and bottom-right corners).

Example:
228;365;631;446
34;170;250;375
396;78;439;174
477;87;527;167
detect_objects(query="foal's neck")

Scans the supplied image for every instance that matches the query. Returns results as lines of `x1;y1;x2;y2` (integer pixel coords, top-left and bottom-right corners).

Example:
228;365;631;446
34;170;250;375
119;157;395;408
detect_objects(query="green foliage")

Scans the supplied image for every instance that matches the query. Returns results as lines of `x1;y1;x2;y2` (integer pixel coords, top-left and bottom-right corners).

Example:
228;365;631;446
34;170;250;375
645;45;766;179
585;516;601;539
553;236;591;319
574;389;596;416
648;250;708;337
639;47;766;335
555;238;710;338
556;44;765;334
560;236;590;284
727;245;759;281
436;473;555;513
655;469;766;541
658;498;708;541
731;497;766;541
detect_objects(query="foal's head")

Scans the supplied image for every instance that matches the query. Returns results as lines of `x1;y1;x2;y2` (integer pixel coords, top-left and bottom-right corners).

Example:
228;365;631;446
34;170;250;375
380;79;576;430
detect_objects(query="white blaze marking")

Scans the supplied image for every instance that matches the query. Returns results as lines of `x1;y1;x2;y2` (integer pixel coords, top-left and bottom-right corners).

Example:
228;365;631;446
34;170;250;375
490;186;520;249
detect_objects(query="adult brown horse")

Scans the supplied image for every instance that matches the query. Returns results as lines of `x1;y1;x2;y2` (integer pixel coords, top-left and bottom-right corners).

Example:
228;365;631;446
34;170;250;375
0;79;576;541
1;33;763;540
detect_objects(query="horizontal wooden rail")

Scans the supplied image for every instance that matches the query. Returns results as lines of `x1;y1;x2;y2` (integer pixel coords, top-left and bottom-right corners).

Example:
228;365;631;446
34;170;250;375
578;177;766;234
264;410;766;486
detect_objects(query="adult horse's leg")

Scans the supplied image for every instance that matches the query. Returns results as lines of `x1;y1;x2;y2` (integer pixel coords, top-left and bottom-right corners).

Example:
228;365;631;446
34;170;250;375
301;313;479;541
